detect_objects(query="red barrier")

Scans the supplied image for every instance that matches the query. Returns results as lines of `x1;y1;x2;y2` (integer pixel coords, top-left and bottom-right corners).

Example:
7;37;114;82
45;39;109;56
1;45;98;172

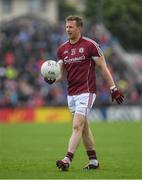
0;107;71;123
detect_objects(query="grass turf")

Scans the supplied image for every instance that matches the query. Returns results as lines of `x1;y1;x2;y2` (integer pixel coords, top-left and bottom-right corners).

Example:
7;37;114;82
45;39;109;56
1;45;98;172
0;121;142;179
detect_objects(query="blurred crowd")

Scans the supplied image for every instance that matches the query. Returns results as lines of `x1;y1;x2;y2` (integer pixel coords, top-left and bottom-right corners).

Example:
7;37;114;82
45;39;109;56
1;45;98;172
0;17;142;108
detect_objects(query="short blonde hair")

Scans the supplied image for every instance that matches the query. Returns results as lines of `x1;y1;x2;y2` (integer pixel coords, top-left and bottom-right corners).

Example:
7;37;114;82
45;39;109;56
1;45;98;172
65;15;83;27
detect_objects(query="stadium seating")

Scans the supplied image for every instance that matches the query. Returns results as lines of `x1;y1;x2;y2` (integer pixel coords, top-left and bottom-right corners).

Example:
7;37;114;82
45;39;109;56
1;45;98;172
0;17;141;108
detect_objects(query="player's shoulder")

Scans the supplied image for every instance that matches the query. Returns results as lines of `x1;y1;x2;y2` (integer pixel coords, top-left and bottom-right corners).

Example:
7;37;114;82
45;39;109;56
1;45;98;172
58;40;69;50
82;36;99;47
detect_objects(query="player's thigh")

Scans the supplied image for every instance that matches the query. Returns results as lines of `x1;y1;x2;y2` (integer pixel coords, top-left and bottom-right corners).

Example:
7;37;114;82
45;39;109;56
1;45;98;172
73;113;86;130
75;93;96;117
67;95;75;114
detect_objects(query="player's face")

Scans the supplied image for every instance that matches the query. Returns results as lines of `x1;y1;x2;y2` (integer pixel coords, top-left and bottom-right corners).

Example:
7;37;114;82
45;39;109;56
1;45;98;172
65;20;81;41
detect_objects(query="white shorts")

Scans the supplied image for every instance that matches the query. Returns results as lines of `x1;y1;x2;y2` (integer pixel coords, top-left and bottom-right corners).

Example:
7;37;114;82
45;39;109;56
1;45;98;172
67;93;96;117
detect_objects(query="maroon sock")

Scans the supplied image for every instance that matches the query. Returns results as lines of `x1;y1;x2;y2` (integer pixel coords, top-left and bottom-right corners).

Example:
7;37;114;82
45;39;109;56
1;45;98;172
65;152;74;162
87;150;97;160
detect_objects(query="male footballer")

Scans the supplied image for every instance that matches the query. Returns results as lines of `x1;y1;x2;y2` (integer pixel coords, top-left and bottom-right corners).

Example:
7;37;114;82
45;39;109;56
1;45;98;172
45;15;124;171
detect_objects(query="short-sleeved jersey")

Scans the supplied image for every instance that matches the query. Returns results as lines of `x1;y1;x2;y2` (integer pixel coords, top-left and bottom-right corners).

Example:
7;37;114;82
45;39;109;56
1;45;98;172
57;36;103;95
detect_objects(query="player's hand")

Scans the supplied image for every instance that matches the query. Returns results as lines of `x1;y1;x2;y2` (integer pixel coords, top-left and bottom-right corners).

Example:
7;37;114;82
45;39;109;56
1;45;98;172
110;87;124;104
44;77;56;84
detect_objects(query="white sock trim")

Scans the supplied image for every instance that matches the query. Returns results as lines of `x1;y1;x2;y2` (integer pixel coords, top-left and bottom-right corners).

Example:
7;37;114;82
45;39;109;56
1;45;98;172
63;157;71;164
89;159;99;166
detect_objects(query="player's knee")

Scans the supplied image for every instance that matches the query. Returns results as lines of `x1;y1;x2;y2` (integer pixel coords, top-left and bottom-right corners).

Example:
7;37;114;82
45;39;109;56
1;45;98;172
82;126;88;135
73;124;82;132
73;120;85;133
73;113;86;132
82;122;89;134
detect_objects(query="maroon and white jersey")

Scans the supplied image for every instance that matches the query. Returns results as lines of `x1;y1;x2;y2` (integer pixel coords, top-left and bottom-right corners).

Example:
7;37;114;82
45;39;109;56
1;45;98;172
57;36;103;95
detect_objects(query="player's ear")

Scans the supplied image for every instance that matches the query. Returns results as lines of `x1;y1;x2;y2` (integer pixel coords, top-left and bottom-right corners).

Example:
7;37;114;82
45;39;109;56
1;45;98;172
78;26;82;32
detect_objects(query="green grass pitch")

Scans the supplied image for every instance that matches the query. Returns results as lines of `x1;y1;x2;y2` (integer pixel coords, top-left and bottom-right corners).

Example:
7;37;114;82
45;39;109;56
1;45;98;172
0;121;142;179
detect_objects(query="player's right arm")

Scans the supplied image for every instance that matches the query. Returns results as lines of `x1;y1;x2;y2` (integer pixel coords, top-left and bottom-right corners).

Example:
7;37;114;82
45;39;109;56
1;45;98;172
56;60;64;82
44;60;64;84
56;44;66;82
44;43;65;84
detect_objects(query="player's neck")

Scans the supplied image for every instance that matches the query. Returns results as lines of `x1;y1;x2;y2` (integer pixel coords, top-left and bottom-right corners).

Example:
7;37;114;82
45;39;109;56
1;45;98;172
69;34;81;44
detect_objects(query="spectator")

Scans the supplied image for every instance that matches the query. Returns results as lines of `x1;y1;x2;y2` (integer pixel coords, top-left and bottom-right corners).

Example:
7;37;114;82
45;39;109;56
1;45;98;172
0;17;141;107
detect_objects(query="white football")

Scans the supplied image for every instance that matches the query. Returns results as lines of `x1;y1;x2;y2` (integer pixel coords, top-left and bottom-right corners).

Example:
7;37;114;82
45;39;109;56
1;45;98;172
41;60;60;80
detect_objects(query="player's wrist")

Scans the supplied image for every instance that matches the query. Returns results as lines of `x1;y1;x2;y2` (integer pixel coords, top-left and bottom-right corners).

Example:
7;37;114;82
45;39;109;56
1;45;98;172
110;85;116;90
110;85;117;92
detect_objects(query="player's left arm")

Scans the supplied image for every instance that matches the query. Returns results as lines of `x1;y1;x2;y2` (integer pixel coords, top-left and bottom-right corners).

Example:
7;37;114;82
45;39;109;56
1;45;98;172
95;55;124;104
